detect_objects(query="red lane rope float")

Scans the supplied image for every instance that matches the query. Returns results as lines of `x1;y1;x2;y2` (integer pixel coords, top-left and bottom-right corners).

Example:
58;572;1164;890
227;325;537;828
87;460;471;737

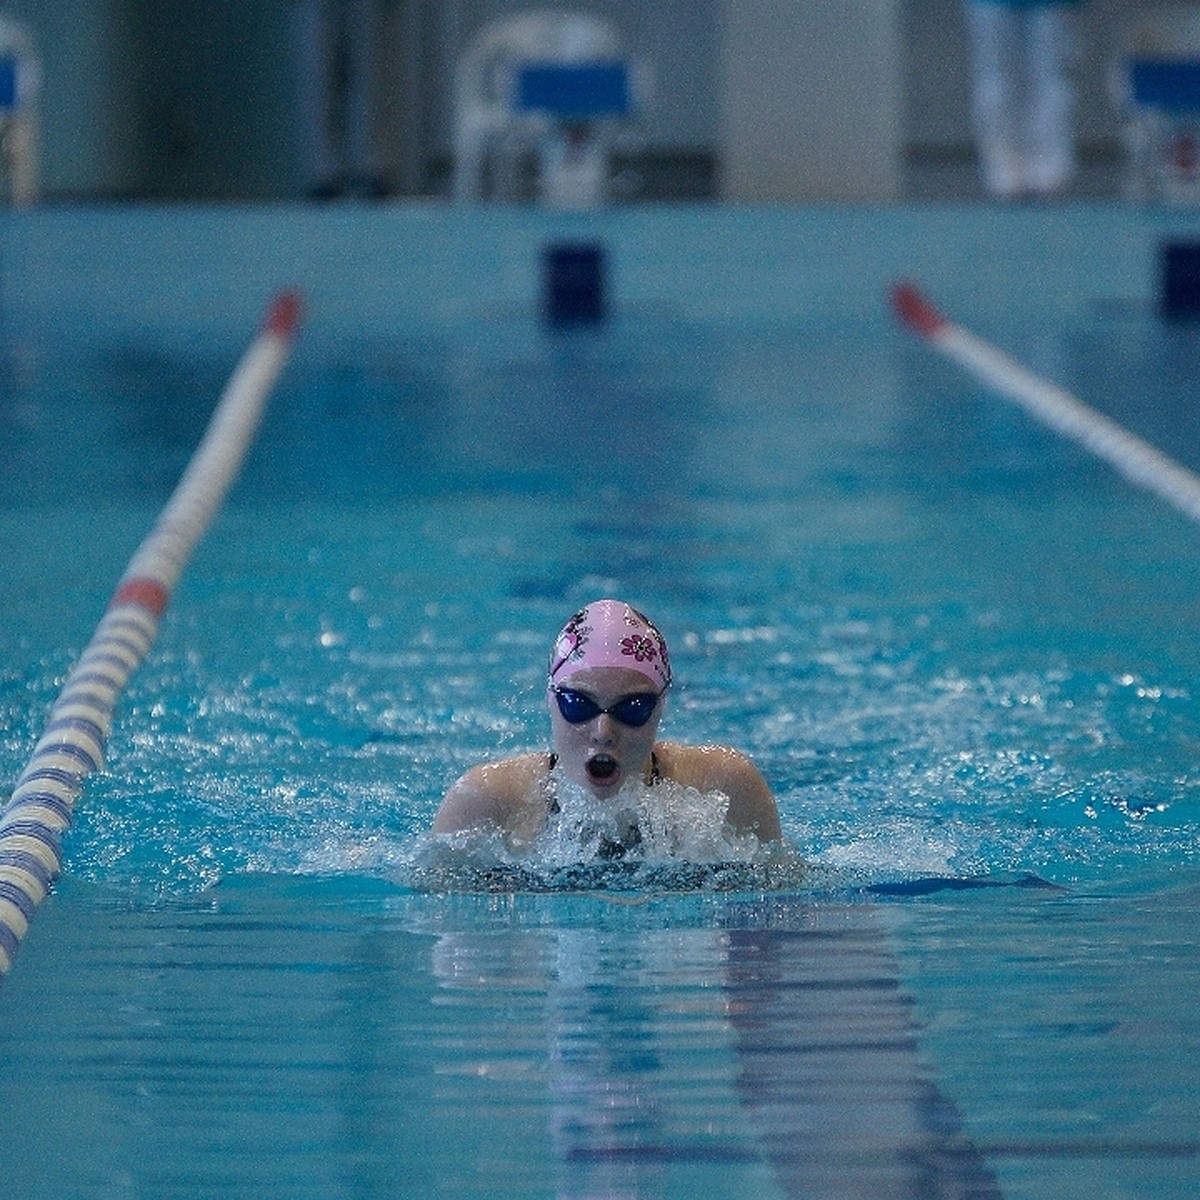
0;289;303;979
890;280;1200;526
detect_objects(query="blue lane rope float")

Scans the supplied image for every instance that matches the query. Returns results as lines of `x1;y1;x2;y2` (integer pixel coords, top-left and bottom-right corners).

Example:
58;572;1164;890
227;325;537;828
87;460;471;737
0;290;303;979
891;281;1200;526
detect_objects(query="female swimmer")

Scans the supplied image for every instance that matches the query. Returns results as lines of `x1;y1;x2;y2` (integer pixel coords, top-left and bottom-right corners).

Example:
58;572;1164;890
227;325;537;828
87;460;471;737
434;599;782;849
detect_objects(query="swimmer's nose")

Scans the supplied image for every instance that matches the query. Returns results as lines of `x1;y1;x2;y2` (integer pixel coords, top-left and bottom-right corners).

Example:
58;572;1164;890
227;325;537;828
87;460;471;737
591;714;619;744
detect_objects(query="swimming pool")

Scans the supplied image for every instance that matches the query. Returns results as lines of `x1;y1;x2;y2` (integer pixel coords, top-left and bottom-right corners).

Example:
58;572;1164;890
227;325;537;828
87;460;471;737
2;205;1199;1197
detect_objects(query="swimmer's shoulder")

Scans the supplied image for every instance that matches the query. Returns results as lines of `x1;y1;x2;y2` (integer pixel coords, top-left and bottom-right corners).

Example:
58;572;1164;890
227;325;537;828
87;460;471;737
654;741;782;842
653;740;762;790
433;751;549;836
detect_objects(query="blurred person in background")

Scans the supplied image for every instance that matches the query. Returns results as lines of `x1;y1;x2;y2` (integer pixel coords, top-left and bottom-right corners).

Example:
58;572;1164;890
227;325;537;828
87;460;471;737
964;0;1083;198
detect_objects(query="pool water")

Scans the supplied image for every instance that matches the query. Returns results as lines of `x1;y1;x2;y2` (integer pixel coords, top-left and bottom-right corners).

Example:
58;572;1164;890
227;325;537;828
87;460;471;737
2;207;1200;1197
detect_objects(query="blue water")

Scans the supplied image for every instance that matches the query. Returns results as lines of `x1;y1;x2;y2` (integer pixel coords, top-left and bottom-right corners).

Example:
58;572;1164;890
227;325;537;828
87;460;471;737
2;207;1200;1197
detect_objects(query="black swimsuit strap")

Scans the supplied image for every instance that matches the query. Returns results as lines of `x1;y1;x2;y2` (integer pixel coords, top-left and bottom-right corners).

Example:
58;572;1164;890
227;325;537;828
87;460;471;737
546;753;561;814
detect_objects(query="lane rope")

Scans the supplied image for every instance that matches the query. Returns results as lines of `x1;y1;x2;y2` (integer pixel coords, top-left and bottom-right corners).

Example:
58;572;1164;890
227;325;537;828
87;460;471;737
891;280;1200;526
0;290;303;979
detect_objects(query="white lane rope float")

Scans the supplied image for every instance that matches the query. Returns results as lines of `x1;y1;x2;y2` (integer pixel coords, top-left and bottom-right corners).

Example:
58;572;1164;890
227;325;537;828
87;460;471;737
891;280;1200;526
0;290;303;979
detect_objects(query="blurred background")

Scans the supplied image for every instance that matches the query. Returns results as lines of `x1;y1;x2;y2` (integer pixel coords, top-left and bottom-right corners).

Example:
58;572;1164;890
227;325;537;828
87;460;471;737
0;0;1154;204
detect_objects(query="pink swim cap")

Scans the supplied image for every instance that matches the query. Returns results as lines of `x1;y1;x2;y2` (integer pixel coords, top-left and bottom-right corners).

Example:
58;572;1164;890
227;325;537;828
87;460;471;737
548;599;672;690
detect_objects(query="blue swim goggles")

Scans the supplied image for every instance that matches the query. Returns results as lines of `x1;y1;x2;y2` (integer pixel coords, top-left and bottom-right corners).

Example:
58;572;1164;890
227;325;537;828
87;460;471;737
551;686;665;728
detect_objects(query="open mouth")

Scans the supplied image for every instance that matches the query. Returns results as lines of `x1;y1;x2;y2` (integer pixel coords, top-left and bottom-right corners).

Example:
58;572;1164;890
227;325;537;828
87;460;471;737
586;754;619;783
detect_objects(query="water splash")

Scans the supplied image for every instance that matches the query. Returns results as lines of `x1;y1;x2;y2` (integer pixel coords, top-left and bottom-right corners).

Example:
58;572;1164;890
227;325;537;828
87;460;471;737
408;777;806;894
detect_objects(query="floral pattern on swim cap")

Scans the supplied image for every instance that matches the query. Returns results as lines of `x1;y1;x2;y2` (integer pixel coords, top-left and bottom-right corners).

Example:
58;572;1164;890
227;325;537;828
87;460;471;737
620;633;659;667
548;599;671;690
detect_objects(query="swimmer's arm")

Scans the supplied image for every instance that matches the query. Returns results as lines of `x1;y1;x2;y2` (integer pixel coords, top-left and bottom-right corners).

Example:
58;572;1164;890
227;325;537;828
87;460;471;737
719;750;782;842
432;769;499;834
661;743;782;842
432;754;544;836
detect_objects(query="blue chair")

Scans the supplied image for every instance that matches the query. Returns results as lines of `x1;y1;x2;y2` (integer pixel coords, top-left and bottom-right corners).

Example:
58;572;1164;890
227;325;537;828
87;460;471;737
1123;58;1200;201
452;11;646;207
0;16;38;205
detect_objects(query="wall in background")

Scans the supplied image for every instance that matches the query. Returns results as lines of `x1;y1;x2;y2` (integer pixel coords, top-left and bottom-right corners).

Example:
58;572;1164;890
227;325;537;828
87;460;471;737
720;0;904;201
0;0;1154;201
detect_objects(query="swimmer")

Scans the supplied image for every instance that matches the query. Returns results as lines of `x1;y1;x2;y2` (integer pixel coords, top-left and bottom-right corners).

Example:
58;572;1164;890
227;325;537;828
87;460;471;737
434;599;782;848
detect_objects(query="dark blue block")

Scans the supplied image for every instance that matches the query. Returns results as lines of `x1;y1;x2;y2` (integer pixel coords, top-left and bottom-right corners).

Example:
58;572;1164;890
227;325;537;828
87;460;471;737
1161;242;1200;317
1131;61;1200;114
0;59;16;110
544;242;607;325
516;63;630;119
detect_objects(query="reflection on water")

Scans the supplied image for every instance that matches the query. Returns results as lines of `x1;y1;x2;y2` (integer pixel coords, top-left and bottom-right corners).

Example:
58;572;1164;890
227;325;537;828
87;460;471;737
0;878;1005;1199
721;897;1001;1199
427;891;999;1199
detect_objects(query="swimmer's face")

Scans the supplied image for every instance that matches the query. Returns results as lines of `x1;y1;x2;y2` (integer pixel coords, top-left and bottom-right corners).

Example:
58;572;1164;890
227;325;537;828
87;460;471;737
548;666;665;797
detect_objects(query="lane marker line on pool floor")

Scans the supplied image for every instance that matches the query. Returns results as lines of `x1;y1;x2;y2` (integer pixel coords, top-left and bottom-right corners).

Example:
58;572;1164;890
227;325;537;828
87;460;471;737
0;289;302;979
891;280;1200;526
